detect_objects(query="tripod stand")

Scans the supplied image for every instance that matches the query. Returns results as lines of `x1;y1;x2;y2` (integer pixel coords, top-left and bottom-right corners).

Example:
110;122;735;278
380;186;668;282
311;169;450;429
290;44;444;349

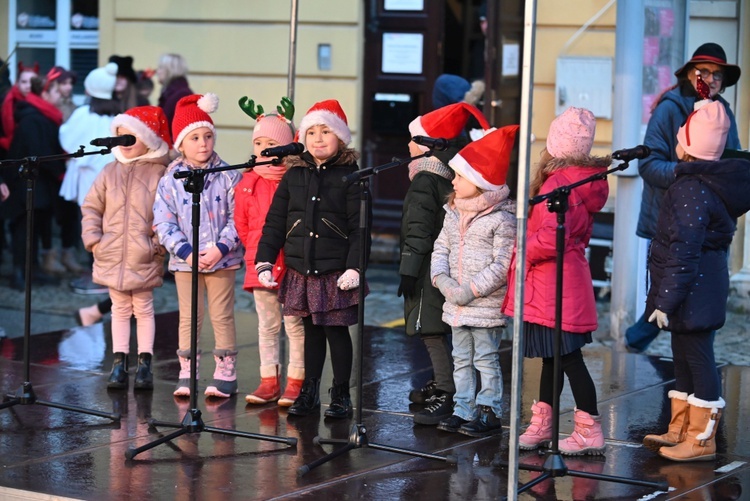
494;160;667;495
126;158;297;459
0;147;121;422
298;149;456;476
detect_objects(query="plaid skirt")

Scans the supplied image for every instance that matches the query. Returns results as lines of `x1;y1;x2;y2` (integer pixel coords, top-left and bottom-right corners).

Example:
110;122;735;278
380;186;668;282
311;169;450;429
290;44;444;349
279;268;368;326
523;322;592;359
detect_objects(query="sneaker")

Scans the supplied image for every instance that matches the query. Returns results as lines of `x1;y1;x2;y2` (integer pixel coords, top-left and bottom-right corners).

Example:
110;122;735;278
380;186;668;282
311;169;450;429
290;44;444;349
409;380;439;404
70;274;108;295
413;392;453;425
437;414;470;433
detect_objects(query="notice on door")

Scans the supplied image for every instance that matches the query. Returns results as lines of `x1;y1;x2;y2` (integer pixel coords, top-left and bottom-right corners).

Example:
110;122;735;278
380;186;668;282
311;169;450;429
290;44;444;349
382;33;423;74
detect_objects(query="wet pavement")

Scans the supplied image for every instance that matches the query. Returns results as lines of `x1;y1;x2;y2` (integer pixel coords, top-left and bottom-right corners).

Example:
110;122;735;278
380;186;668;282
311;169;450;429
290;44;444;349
0;257;749;500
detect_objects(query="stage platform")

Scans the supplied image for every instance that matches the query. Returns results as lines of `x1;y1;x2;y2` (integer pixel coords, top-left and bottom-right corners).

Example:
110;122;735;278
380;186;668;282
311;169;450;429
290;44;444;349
0;311;748;500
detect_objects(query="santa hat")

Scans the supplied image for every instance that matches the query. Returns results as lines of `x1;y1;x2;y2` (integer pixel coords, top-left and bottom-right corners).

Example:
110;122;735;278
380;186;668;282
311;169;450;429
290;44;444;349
677;100;729;161
111;105;173;152
172;93;219;150
297;99;351;146
449;124;519;191
239;96;296;145
409;102;490;153
84;62;118;100
546;106;596;158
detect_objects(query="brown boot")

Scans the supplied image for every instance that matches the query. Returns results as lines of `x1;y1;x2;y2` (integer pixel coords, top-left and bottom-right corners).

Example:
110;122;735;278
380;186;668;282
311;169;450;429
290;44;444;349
659;395;724;462
643;390;689;452
61;248;87;274
42;249;67;275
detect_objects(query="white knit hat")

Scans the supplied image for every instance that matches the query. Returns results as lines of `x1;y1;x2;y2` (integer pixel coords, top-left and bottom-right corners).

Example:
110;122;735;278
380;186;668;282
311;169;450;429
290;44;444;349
84;62;117;100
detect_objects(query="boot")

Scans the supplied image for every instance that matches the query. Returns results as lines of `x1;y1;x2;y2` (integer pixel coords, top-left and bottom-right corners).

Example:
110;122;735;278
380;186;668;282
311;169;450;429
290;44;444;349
659;395;724;462
459;405;503;437
287;378;321;416
559;408;606;456
413;391;454;425
279;367;305;407
643;390;689;452
41;248;66;275
134;353;154;391
61;247;87;274
205;350;238;398
245;365;281;404
519;400;554;450
174;350;200;397
107;352;129;389
76;303;103;327
324;380;353;419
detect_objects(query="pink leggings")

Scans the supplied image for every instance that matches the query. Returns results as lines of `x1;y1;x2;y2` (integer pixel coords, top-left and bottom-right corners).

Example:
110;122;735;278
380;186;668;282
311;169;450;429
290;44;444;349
253;288;304;375
109;287;155;354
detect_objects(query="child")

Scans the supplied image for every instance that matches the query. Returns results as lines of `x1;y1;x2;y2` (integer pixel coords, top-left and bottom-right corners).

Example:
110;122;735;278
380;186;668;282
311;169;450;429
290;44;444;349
400;102;491;426
503;107;610;455
235;96;305;406
80;105;172;390
153;93;244;399
642;100;750;462
255;99;367;419
430;125;518;437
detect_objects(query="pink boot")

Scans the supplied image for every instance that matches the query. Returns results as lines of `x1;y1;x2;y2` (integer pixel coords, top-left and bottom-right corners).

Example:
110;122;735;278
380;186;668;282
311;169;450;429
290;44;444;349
559;408;606;456
519;400;554;450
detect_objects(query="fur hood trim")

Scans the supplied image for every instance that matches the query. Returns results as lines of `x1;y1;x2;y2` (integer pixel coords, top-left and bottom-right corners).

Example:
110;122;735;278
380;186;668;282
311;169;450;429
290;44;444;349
286;147;359;168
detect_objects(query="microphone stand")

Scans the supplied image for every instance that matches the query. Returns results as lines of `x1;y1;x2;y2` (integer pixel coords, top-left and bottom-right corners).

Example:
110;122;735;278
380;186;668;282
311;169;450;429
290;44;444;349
0;146;121;422
494;158;668;496
126;156;297;459
298;148;457;476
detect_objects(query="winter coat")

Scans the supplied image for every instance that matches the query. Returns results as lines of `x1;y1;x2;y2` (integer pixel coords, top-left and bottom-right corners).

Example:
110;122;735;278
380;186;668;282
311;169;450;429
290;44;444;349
81;153;169;291
399;169;453;336
152;152;243;273
646;158;750;333
158;76;192;128
235;170;287;291
256;149;369;275
502;158;610;333
4;100;65;220
431;193;517;329
637;83;741;239
58;105;115;206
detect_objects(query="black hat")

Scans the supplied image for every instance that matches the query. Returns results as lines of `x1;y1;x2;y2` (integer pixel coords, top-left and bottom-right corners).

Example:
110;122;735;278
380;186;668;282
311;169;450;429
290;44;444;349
108;54;138;84
674;43;741;88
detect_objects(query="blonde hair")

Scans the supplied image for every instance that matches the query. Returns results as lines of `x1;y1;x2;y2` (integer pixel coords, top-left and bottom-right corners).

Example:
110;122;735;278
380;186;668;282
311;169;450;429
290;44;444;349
158;53;188;84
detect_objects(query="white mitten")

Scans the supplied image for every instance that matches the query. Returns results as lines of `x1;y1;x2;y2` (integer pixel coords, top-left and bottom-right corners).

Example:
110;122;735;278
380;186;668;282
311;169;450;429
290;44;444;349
648;309;669;329
337;269;360;291
255;262;278;288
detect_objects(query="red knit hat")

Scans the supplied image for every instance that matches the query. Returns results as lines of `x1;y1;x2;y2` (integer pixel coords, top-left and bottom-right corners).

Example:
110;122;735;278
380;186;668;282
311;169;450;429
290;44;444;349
172;93;219;150
111;105;173;151
408;102;490;153
297;99;351;145
448;125;519;191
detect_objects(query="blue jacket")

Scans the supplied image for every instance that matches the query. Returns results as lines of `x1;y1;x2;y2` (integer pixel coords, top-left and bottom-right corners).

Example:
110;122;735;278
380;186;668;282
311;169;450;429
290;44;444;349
646;158;750;333
636;84;741;239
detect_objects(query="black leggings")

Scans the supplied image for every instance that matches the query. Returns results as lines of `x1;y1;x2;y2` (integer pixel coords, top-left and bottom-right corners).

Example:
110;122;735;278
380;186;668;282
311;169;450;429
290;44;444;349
302;316;352;385
671;330;720;401
539;348;598;416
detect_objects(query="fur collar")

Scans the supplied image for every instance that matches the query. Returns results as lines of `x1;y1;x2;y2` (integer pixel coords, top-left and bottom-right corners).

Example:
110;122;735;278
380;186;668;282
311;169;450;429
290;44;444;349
286;147;360;169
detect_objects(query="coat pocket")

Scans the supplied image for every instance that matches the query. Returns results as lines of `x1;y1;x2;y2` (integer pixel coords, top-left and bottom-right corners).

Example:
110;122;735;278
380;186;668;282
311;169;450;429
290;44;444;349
321;218;348;240
285;219;302;239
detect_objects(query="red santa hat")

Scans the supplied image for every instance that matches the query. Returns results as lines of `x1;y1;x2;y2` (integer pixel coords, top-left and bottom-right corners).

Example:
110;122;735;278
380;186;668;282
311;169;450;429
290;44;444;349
297;99;351;145
111;105;173;152
448;125;519;191
172;93;219;150
408;102;490;152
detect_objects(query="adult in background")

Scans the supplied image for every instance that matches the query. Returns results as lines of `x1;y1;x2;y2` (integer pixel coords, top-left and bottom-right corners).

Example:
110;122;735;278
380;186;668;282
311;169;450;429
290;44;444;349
626;42;741;353
45;66;77;121
156;53;193;128
109;55;149;111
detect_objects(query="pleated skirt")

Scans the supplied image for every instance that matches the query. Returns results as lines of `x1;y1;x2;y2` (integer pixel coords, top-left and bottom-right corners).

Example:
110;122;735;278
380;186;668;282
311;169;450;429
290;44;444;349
523;322;592;359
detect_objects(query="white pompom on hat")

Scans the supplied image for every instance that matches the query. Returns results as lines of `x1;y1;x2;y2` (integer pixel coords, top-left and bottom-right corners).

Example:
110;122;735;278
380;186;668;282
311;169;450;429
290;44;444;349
677;100;730;161
297;99;351;146
171;93;219;150
84;62;118;100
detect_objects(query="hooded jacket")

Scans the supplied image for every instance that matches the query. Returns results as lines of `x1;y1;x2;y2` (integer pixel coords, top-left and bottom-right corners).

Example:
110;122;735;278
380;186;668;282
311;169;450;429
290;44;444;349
646;157;750;333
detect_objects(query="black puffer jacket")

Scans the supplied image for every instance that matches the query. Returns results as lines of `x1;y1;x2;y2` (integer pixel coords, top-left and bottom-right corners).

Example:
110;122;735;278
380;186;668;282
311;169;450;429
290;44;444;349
646;158;750;332
256;148;370;275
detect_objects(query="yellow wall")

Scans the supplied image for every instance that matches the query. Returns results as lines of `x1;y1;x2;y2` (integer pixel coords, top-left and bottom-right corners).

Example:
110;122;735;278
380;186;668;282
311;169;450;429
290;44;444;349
99;0;363;164
0;1;8;61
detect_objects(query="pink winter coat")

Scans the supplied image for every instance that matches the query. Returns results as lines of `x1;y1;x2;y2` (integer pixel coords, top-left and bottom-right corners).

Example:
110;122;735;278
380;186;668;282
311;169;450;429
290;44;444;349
235;170;286;291
81;154;169;291
502;158;610;333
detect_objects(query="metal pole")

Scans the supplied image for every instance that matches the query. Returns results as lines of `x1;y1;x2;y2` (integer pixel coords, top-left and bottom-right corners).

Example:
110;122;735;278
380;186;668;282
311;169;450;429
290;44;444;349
506;1;537;499
286;0;300;102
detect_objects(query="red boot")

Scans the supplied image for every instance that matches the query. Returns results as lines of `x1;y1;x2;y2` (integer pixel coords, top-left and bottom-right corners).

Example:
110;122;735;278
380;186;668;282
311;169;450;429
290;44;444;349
245;365;280;404
278;367;305;407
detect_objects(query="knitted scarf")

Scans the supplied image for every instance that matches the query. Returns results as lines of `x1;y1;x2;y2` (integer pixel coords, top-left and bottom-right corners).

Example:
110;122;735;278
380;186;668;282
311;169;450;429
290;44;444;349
0;85;63;150
453;186;510;234
408;156;454;182
253;163;286;181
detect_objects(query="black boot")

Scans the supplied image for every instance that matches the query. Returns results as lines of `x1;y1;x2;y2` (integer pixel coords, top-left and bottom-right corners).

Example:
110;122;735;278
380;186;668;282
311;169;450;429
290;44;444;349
324;380;353;419
458;405;503;437
287;378;321;416
107;352;129;389
134;353;154;391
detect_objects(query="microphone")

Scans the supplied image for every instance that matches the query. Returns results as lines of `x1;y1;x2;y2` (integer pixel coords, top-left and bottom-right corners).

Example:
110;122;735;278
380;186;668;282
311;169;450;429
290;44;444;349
90;135;136;148
260;142;305;158
612;145;651;162
412;135;450;151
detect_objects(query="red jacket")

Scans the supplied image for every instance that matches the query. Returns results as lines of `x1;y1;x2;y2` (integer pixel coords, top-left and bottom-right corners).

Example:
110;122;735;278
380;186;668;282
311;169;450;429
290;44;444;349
235;170;286;291
502;160;609;333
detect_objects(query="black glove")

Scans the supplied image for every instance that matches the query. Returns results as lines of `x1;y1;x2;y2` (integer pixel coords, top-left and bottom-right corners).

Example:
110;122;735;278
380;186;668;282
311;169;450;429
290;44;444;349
397;275;418;299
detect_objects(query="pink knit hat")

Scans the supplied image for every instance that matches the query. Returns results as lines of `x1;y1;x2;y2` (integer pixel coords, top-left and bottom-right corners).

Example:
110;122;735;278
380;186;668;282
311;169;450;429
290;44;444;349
677;101;729;161
546;107;596;158
239;96;296;145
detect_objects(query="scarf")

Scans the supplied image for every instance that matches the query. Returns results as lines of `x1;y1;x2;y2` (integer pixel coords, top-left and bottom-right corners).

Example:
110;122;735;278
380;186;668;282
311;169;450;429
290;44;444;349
0;85;63;150
408;156;454;181
253;163;286;181
453;186;510;234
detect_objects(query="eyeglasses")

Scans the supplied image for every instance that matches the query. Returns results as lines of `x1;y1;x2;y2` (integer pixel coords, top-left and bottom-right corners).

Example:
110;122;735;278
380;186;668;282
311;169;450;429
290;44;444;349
695;67;724;82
